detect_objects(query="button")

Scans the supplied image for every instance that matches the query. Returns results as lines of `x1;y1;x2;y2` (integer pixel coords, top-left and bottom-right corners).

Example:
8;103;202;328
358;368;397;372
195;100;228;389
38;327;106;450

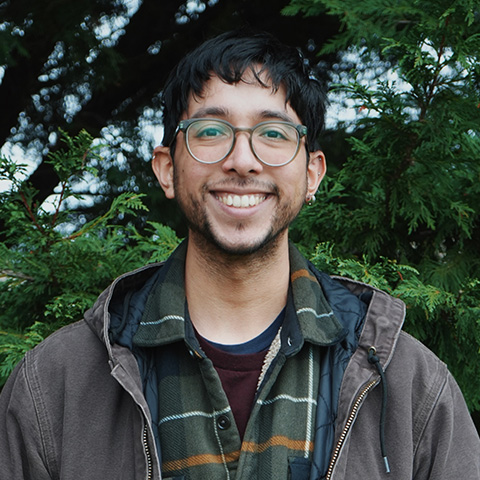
217;414;231;430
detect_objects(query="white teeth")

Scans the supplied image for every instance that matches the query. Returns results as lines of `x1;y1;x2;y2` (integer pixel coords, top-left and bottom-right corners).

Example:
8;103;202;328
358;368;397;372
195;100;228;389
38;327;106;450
216;193;266;208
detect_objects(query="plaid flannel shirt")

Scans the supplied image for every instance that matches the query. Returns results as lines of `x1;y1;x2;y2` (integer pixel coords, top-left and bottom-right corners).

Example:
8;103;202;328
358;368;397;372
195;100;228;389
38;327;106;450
133;241;346;480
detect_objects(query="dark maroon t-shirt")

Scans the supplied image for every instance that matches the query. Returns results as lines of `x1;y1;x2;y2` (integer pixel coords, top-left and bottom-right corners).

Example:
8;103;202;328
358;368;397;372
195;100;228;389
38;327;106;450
197;335;266;439
195;309;284;439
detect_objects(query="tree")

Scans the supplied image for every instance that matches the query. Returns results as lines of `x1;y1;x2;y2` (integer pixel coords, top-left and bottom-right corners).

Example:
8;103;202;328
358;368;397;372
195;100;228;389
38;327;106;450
0;131;181;383
285;0;480;419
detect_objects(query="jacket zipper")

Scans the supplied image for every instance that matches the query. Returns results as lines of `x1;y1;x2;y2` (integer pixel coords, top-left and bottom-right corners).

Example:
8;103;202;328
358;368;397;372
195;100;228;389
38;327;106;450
143;424;153;480
325;379;378;480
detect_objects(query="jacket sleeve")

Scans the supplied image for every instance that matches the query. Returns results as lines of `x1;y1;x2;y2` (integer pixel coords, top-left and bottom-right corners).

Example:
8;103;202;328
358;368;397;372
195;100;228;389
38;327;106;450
0;357;54;480
413;369;480;479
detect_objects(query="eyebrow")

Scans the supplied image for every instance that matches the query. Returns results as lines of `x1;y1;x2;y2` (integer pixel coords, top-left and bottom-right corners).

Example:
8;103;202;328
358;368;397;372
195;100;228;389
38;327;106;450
191;107;228;119
259;109;296;124
190;107;297;124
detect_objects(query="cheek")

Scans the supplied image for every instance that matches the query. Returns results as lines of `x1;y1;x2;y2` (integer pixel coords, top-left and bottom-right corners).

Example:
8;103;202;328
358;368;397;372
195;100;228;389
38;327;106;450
173;162;209;200
280;167;308;197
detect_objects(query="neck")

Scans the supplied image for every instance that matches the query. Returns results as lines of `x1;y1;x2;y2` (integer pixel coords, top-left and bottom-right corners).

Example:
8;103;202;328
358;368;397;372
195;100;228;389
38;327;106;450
185;232;290;344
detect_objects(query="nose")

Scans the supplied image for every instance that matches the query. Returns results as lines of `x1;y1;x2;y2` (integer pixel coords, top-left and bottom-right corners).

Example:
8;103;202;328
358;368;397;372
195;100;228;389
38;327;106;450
221;131;263;176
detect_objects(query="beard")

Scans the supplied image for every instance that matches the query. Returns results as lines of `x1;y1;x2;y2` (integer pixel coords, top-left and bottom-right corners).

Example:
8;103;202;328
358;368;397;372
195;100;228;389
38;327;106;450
173;170;305;258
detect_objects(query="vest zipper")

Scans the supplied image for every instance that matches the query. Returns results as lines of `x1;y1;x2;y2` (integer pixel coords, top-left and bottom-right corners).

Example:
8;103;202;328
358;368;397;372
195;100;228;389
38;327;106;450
325;379;377;480
143;424;153;480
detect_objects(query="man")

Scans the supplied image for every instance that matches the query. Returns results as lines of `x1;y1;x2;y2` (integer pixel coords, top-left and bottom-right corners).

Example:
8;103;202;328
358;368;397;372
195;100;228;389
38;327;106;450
0;29;479;480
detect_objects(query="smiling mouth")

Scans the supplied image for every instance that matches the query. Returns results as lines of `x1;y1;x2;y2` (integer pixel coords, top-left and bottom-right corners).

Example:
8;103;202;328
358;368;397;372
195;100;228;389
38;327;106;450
214;193;267;208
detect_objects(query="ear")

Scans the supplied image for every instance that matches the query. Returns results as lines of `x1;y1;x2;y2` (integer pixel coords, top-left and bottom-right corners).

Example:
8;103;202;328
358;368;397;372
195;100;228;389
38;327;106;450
152;146;175;199
306;150;326;197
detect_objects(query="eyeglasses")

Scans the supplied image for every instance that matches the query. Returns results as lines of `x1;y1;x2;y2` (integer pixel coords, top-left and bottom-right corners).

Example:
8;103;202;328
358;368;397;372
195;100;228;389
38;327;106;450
172;118;307;167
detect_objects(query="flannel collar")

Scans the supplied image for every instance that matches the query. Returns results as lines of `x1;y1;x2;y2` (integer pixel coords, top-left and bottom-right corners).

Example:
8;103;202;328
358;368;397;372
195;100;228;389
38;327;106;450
133;240;346;352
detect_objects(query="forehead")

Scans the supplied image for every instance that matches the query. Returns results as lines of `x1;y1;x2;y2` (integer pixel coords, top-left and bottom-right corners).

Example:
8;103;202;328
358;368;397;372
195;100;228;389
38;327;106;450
185;72;300;124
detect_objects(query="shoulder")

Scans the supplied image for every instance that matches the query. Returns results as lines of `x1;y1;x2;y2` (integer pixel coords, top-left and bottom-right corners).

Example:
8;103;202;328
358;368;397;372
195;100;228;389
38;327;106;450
27;319;106;367
390;332;449;400
0;320;106;421
393;333;480;474
387;332;469;444
393;330;447;375
1;319;120;434
389;331;449;402
9;320;110;401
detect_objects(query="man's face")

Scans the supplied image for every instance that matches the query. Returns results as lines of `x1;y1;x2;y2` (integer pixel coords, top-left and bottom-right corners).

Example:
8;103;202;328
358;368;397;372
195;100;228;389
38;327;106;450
154;73;325;256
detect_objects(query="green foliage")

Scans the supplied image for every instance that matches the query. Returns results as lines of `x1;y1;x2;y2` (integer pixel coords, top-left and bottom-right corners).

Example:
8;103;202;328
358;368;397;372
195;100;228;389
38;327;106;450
286;0;480;410
0;132;180;386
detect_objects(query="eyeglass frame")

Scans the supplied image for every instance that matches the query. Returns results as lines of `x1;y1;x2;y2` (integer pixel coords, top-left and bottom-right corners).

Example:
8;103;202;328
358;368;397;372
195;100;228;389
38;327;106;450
170;118;308;167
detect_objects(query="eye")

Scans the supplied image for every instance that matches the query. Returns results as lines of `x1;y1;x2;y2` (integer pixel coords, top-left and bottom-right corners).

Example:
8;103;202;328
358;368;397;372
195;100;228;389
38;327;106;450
191;121;230;140
255;123;295;142
264;130;286;139
258;127;286;139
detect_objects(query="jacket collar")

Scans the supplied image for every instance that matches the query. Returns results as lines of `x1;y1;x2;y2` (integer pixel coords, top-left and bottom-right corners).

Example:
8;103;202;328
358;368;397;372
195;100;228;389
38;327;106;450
106;240;348;352
84;240;404;370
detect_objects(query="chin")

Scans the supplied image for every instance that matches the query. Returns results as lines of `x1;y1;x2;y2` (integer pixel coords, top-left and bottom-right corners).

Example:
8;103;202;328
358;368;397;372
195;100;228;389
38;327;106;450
215;241;269;256
191;225;286;258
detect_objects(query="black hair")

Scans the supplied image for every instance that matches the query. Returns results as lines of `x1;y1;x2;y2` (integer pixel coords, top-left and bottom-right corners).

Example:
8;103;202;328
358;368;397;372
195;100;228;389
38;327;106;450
161;28;328;153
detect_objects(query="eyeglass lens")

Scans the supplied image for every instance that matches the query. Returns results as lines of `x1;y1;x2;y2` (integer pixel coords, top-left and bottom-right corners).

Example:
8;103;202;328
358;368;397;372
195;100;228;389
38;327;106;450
185;120;300;166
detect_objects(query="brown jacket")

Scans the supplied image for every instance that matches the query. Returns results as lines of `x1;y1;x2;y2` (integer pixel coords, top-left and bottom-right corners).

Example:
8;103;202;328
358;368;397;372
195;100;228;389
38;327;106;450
0;264;479;479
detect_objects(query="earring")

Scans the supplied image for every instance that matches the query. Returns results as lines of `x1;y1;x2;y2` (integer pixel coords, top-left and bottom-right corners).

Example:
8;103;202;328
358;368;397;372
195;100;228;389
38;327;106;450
306;194;316;206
